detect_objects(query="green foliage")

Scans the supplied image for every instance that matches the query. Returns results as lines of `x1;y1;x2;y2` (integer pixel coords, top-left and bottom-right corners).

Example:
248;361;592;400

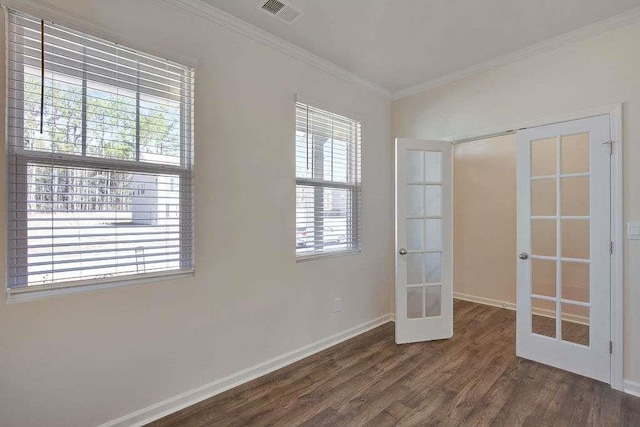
23;74;182;212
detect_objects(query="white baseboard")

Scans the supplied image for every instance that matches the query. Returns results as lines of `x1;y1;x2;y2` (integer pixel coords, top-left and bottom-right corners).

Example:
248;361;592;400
453;292;589;325
454;292;517;311
100;313;395;427
624;380;640;397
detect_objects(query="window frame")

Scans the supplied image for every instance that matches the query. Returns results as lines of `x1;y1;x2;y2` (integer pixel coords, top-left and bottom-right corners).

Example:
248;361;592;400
5;10;195;301
295;98;362;261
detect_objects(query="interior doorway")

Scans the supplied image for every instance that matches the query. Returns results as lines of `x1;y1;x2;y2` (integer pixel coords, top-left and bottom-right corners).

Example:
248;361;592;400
453;133;518;307
395;107;623;389
451;114;616;385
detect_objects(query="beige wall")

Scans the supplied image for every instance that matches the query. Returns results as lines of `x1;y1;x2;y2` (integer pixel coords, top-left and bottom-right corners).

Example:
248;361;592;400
453;135;517;304
393;21;640;383
0;1;393;425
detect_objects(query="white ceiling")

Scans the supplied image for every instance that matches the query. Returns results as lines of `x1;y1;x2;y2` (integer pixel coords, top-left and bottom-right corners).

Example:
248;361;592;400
203;0;640;94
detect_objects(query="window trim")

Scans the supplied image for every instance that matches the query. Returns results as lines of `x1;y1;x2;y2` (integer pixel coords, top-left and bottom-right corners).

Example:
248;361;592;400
5;10;195;299
6;270;195;303
294;96;362;261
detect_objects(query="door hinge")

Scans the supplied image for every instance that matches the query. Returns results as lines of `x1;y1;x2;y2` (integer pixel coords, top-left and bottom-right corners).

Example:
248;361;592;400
609;341;613;354
603;140;613;155
610;241;614;255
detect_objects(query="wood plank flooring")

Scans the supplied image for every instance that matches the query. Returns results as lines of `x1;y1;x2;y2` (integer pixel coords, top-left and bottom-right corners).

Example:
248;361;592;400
150;300;640;426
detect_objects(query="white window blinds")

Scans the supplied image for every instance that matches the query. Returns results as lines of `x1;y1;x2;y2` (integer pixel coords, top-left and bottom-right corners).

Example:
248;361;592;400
295;101;361;259
7;10;195;291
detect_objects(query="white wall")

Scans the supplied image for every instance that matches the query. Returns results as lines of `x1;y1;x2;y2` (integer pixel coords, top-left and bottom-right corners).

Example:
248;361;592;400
393;22;640;385
0;1;393;425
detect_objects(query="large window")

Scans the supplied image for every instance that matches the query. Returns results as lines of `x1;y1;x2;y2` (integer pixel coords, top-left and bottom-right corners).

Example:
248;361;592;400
6;10;194;296
295;101;361;259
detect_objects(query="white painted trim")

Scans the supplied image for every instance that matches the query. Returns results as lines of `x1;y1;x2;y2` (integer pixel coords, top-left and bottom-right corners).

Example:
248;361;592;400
100;313;395;427
393;7;640;100
0;0;199;68
609;104;624;391
454;292;516;311
624;380;640;398
6;271;195;304
445;104;623;143
157;0;392;100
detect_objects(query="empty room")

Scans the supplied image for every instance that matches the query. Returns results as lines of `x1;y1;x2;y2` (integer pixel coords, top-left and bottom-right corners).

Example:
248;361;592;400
2;0;640;426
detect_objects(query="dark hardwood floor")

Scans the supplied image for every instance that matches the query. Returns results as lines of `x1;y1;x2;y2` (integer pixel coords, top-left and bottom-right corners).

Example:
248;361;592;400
151;300;640;426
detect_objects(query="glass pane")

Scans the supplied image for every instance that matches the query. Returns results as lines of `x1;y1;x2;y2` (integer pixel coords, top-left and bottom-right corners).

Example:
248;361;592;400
531;138;557;177
532;298;556;338
295;186;353;255
561;133;589;174
424;152;442;183
407;219;424;251
425;252;442;284
562;262;590;303
532;259;556;297
424;185;442;217
532;219;556;257
407;185;424;217
139;94;182;166
86;81;137;161
562;219;589;259
425;286;441;317
24;72;83;155
425;219;442;252
407;150;423;183
562;177;589;216
407;287;423;319
561;304;589;346
407;254;423;285
531;179;556;217
23;165;183;285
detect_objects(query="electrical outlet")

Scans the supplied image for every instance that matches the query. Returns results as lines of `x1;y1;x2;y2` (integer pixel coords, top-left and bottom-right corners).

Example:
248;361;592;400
334;297;342;313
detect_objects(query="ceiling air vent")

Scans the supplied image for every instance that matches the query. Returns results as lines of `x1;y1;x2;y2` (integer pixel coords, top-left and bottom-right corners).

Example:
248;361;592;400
258;0;305;24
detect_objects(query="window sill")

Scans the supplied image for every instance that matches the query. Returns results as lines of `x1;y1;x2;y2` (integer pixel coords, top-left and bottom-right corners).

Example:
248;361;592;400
296;249;361;263
6;270;195;304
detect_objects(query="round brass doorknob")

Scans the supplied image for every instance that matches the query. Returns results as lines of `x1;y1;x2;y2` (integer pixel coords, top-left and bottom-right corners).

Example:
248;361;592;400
519;251;529;260
399;248;408;255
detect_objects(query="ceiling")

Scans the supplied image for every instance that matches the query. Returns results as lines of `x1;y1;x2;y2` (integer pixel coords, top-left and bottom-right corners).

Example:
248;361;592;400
204;0;640;94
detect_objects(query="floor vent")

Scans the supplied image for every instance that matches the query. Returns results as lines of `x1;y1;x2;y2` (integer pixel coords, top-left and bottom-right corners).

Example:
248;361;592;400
258;0;305;24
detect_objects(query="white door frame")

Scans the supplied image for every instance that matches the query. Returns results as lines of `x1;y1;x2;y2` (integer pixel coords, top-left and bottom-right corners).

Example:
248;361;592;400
445;104;623;391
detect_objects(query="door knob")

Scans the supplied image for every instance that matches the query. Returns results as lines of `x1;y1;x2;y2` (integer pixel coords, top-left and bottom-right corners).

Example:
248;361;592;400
519;251;529;260
399;248;408;255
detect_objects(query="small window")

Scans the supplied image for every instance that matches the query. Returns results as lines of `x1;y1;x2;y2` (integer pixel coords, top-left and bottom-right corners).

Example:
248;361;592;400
295;101;362;259
6;10;195;296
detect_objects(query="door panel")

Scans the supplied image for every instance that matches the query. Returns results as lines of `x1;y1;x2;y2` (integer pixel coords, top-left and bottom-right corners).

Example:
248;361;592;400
516;115;611;383
395;139;453;344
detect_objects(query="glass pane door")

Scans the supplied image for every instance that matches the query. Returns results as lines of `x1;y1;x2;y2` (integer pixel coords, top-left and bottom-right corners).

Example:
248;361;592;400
395;138;452;344
516;115;611;383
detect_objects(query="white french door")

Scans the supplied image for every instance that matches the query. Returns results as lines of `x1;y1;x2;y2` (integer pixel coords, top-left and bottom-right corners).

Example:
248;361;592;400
516;115;611;383
395;139;453;344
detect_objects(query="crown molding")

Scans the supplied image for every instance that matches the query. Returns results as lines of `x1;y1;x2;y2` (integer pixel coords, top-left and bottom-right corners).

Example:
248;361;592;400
392;6;640;101
158;0;393;100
